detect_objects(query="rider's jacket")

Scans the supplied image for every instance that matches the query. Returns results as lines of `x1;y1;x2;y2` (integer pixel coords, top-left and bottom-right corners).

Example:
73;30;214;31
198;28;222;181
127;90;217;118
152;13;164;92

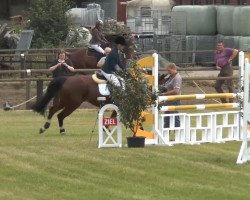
102;47;125;74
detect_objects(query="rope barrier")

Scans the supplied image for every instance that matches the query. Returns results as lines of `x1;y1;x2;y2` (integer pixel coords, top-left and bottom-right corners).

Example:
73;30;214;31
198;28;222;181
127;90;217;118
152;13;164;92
5;87;47;110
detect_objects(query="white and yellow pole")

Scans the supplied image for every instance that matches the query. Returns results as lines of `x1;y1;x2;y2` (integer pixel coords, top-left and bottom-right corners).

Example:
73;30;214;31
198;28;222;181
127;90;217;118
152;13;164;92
158;93;238;102
160;103;240;111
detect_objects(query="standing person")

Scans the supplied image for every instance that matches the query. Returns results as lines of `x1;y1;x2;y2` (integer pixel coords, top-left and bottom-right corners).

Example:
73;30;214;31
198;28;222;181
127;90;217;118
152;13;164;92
160;63;182;128
214;41;238;103
32;49;75;115
49;49;75;78
97;47;111;68
89;20;108;54
100;36;127;90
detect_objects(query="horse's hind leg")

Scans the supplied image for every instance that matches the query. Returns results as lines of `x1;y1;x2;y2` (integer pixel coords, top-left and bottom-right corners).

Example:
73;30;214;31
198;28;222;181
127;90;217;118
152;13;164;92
39;97;62;134
57;104;80;135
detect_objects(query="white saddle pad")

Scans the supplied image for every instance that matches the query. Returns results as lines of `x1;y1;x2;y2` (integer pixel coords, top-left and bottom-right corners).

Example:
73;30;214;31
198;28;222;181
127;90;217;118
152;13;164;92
98;83;110;96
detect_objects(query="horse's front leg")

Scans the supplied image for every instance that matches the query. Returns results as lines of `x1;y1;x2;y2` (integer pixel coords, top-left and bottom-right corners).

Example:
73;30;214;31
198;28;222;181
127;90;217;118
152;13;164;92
39;107;54;134
57;103;80;135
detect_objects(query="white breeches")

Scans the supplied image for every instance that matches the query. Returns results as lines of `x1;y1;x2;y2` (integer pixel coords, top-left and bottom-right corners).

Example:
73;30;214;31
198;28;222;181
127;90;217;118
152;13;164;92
101;70;125;90
90;44;104;54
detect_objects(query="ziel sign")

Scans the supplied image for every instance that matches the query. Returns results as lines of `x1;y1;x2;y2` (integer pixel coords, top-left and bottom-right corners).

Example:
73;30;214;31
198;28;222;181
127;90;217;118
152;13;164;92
102;118;117;126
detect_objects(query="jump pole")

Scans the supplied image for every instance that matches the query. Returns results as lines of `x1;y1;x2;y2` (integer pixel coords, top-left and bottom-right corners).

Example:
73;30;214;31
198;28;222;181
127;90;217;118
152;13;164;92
160;103;240;111
158;93;238;102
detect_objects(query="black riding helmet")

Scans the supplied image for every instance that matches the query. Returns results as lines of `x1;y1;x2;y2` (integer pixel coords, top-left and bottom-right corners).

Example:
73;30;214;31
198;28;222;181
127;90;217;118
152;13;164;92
115;36;126;46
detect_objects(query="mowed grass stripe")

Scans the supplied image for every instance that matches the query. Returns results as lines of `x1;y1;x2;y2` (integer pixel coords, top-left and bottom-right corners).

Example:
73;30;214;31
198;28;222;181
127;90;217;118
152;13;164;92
1;110;250;200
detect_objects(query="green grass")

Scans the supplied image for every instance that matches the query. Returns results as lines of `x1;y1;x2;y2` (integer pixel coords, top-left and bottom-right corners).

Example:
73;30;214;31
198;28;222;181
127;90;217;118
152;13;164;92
0;110;250;200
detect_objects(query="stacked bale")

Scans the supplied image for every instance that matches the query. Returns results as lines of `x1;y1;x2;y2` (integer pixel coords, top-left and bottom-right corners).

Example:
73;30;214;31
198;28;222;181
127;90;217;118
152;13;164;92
234;7;250;36
171;5;217;35
170;5;250;65
216;6;235;36
171;6;217;65
217;6;250;52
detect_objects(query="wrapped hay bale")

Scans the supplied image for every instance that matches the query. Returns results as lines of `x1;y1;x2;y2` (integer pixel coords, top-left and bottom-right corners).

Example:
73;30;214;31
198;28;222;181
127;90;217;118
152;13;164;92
239;37;250;51
171;5;217;35
232;6;250;36
216;6;235;36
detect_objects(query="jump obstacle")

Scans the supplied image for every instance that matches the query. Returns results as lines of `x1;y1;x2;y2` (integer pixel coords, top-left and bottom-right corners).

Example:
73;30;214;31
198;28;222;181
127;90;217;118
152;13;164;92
98;52;250;164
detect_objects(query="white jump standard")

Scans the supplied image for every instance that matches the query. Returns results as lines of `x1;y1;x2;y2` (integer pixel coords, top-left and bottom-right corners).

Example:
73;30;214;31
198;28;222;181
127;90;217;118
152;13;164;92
97;51;250;165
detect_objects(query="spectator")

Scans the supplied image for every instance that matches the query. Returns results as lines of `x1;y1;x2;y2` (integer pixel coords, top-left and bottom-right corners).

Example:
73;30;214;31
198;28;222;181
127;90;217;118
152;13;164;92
32;49;74;115
214;41;238;103
160;63;182;128
49;49;74;78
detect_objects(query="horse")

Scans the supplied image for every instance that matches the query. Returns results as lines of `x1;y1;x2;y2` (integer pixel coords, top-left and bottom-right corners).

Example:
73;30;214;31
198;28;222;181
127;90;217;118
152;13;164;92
66;34;136;70
32;75;113;134
32;36;136;134
33;70;144;134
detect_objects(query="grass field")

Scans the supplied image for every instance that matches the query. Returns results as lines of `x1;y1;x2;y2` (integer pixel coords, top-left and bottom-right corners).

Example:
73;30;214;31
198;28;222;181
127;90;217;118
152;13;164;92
0;110;250;200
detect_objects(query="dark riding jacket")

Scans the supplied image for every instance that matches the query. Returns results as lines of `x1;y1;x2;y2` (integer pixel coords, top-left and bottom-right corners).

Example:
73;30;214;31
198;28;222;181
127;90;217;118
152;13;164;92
101;47;125;74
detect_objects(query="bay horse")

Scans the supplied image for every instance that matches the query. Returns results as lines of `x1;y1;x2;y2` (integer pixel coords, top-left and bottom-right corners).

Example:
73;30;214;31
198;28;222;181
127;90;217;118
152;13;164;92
32;75;112;134
32;36;135;134
66;34;136;70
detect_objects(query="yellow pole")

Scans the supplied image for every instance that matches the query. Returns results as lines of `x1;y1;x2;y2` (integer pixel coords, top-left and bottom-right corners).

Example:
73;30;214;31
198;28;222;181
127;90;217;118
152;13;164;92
158;93;238;102
160;103;240;111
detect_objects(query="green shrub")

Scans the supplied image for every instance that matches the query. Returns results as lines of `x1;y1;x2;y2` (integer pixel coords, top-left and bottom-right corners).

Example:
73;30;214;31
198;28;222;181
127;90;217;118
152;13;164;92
108;61;157;136
26;0;71;48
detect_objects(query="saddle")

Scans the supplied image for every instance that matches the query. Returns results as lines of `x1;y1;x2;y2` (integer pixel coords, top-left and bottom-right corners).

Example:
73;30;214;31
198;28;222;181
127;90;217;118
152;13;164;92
92;70;107;83
92;70;110;96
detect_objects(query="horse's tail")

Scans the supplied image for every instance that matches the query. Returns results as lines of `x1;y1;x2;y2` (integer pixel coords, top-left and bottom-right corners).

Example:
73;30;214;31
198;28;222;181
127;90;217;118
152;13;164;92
32;77;67;115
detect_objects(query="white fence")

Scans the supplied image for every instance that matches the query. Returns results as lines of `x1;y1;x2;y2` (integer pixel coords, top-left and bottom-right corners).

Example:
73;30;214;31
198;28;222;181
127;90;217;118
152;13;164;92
158;111;240;146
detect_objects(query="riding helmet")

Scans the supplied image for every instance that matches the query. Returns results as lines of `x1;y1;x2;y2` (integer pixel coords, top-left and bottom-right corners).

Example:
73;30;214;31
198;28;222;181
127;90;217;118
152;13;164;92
115;36;126;46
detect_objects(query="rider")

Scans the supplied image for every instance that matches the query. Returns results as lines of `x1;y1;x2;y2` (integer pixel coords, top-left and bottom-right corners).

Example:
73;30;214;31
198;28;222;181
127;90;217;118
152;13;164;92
89;20;108;55
100;36;126;90
97;47;111;68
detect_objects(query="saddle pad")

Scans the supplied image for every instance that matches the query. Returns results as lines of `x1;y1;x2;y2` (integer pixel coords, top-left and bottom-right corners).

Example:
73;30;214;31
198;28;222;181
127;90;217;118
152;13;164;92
92;74;107;84
98;83;110;96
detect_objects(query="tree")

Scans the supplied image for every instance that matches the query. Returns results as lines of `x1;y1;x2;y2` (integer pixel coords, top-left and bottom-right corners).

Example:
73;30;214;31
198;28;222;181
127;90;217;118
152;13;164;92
26;0;72;48
108;61;157;137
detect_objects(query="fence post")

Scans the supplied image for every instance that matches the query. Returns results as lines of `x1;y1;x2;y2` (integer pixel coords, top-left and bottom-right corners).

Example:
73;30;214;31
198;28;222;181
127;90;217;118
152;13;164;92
26;80;31;109
36;80;44;102
20;53;26;78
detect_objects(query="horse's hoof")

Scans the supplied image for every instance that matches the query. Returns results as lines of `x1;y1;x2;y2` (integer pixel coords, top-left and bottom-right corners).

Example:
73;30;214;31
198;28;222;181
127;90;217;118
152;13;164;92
60;129;66;135
44;122;50;129
39;127;45;134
